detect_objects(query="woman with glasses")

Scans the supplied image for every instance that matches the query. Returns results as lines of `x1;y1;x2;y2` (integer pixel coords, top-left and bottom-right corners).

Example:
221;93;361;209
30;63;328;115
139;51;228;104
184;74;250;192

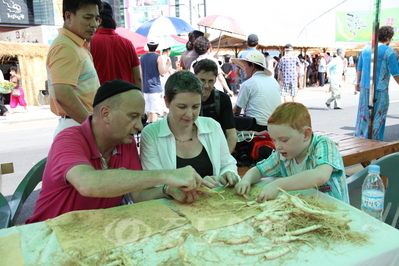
140;71;239;203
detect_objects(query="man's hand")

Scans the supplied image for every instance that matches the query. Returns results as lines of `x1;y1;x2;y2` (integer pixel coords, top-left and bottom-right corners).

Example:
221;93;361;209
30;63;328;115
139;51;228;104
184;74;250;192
169;187;200;203
235;179;251;196
257;183;279;203
354;83;360;92
167;166;203;191
219;171;239;187
203;175;218;188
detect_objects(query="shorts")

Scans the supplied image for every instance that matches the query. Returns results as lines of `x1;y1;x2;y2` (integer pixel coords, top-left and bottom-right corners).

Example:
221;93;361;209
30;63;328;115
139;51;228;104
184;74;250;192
144;92;165;114
281;83;298;97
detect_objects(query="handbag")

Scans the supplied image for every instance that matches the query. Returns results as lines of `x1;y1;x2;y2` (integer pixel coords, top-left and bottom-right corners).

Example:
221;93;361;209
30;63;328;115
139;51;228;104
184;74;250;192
38;90;50;105
234;115;257;131
12;88;21;97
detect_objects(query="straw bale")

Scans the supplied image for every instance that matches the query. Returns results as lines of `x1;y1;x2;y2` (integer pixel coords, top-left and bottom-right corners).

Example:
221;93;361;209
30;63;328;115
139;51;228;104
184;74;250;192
0;41;49;57
0;42;49;106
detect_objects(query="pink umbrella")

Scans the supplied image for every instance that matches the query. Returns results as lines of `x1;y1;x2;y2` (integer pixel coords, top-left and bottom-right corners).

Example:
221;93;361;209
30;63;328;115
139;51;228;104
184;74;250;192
197;15;246;36
197;15;245;54
115;27;147;51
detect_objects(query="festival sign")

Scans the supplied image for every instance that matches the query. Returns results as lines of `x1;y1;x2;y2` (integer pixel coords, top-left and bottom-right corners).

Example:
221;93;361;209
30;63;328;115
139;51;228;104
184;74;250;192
0;0;30;24
125;0;169;31
335;7;399;42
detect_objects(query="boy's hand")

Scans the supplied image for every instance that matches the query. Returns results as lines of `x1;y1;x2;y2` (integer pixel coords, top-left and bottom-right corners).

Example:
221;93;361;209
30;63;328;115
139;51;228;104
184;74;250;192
203;175;218;188
219;171;239;187
235;179;252;196
257;183;279;203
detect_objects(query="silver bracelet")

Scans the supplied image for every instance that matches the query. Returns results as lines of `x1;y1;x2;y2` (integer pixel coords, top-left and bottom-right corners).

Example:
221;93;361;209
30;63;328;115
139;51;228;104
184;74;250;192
162;185;173;200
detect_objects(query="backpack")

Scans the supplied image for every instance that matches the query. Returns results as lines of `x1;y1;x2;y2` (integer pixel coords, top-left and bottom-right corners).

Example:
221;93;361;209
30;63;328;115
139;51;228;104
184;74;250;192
200;89;220;117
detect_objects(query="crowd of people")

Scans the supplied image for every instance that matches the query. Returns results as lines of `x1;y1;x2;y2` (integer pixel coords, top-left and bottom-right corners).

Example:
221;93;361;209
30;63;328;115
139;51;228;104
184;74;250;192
18;0;398;224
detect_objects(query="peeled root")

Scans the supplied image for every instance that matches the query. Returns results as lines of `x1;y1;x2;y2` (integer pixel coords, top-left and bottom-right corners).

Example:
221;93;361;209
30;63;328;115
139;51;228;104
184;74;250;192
272;235;305;243
221;235;252;245
263;246;292;260
196;186;225;200
286;224;322;236
241;246;273;255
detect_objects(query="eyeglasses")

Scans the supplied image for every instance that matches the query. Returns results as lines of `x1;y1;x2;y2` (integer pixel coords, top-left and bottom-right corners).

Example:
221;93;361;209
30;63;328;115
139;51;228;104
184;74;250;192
201;80;216;86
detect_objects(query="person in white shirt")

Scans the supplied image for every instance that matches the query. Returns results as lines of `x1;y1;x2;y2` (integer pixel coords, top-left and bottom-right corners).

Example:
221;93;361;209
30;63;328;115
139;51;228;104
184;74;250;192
232;50;281;131
325;48;346;110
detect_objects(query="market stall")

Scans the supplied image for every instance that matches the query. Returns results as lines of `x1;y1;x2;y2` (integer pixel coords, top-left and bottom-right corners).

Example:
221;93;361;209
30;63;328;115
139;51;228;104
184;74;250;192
0;41;49;106
209;33;342;57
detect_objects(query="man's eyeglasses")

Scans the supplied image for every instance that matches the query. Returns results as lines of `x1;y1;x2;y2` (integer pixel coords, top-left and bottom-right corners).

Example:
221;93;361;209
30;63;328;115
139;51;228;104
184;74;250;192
201;80;216;86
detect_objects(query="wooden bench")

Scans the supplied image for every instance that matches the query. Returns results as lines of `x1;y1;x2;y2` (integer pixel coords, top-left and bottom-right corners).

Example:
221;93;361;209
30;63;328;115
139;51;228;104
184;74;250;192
315;131;399;167
237;131;399;177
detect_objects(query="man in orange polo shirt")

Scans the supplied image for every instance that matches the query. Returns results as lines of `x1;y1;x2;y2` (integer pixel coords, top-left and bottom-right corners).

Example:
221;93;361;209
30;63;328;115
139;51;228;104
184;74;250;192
47;0;102;137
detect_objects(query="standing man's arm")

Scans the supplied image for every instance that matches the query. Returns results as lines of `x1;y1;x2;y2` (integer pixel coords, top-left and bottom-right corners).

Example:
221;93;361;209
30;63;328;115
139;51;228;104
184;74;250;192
266;60;273;70
132;65;142;89
355;70;362;92
278;70;283;85
52;84;90;123
225;128;237;153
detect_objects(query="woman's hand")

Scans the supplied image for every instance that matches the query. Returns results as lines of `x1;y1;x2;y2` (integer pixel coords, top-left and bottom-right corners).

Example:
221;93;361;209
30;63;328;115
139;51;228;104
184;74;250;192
169;187;200;203
219;171;239;187
203;175;218;188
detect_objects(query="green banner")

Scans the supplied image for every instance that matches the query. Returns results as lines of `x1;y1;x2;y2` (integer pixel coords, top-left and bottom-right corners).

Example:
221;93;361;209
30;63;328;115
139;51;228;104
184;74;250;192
335;7;399;42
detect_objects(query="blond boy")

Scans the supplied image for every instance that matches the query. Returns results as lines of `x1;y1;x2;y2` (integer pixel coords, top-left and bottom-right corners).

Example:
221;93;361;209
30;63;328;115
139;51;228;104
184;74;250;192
235;102;349;203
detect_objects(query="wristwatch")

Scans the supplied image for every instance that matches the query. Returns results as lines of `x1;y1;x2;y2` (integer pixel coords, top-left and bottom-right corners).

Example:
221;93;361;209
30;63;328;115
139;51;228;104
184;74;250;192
162;185;173;200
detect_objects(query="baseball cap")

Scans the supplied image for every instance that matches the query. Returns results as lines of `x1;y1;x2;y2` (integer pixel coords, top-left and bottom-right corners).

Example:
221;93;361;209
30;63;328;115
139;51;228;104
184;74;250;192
247;34;258;46
100;1;113;18
284;44;293;51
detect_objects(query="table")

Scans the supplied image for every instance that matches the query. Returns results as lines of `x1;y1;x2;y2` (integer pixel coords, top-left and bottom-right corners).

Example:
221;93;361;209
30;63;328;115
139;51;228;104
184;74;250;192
315;131;399;167
0;185;399;266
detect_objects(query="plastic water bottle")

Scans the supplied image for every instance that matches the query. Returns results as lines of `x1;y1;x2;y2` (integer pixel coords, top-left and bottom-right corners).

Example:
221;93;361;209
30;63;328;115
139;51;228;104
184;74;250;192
361;165;385;231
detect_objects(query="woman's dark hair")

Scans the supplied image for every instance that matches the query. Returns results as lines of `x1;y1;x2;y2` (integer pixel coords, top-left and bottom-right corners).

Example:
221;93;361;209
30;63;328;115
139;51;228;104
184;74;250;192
193;59;218;77
248;62;264;71
164;71;202;103
63;0;103;20
100;15;116;29
378;26;395;43
186;30;204;51
147;43;159;52
193;36;210;55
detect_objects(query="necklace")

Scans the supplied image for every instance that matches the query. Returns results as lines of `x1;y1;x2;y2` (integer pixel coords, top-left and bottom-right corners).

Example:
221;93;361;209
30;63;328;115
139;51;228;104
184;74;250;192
175;136;193;143
175;127;195;143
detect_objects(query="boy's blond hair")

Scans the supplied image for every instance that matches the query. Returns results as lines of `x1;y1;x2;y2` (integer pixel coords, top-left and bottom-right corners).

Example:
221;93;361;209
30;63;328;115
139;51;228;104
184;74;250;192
268;102;312;132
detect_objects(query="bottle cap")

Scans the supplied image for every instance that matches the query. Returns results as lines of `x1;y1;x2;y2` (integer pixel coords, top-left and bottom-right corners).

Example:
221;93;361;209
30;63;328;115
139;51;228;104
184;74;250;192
368;165;380;172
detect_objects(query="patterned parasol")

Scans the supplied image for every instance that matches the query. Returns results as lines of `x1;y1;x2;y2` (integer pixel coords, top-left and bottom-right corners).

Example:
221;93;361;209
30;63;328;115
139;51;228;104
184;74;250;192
197;15;246;36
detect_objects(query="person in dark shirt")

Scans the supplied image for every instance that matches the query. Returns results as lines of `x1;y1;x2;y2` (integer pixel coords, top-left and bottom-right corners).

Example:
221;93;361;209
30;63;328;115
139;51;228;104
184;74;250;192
221;56;233;92
193;59;237;153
